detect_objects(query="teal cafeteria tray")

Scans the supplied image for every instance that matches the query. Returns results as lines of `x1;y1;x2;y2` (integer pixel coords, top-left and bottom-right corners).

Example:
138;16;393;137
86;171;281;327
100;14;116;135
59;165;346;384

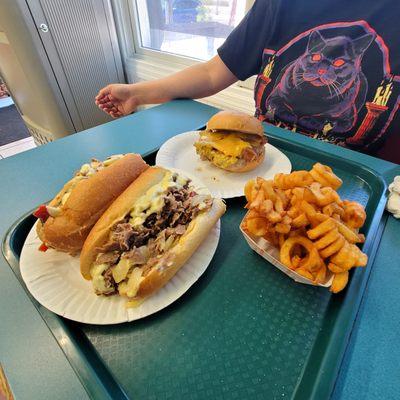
2;135;388;400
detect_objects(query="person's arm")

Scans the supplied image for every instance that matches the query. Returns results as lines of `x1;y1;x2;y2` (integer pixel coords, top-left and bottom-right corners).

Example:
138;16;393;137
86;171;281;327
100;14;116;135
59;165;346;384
95;55;237;118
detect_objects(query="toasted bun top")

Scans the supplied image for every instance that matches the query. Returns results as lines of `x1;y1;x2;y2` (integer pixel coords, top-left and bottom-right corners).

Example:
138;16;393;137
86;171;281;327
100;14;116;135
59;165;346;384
206;111;264;137
80;166;167;279
62;154;148;222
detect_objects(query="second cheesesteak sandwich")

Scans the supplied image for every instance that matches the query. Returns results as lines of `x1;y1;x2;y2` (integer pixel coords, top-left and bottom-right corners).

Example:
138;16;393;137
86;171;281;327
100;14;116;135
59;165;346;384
80;166;226;306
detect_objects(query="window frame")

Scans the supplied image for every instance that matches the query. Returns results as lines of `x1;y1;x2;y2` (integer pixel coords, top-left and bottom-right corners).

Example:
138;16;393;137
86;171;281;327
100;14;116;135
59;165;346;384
111;0;256;113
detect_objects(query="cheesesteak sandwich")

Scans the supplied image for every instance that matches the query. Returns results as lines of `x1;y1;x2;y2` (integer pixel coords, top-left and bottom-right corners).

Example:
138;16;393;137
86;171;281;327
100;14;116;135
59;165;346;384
80;166;226;307
34;154;148;253
194;111;267;172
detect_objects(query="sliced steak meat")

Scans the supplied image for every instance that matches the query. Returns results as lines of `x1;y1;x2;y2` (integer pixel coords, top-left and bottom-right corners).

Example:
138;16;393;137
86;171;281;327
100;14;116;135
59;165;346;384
170;211;181;226
112;223;136;250
154;229;166;250
170;190;185;203
131;228;152;248
96;251;120;265
164;227;175;237
143;213;157;228
175;211;191;226
97;239;120;253
123;246;150;265
154;217;169;230
165;194;178;211
172;224;186;235
182;198;192;209
102;267;117;295
105;184;213;268
146;238;157;256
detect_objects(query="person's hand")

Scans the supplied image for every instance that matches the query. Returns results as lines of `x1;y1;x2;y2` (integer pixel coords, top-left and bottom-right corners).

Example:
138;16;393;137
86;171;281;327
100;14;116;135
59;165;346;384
95;84;139;118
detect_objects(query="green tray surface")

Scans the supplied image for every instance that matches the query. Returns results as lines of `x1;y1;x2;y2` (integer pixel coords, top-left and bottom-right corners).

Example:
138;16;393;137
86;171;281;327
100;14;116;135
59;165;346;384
3;138;387;400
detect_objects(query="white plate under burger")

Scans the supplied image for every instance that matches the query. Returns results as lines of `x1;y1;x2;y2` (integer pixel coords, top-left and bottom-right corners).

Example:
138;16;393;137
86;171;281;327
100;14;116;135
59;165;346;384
20;170;221;325
156;131;292;199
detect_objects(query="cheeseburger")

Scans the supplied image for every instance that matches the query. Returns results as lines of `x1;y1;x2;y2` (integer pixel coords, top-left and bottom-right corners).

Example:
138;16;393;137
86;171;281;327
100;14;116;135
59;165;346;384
194;111;267;172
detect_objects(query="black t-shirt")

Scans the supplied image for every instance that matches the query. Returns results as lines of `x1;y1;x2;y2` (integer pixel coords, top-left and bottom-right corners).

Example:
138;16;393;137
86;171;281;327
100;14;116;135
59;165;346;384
218;0;400;164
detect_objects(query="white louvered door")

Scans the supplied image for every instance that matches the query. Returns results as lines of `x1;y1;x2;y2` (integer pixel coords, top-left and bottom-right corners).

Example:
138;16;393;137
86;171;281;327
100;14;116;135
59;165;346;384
26;0;124;131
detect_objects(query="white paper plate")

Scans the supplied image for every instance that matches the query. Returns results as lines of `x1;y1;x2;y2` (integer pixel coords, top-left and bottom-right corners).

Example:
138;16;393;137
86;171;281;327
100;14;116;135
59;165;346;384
20;168;221;325
20;221;220;325
156;131;292;198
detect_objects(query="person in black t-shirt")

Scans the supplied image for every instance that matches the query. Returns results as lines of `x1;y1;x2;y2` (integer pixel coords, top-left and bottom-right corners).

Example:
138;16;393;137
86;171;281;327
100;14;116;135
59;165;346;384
96;0;400;164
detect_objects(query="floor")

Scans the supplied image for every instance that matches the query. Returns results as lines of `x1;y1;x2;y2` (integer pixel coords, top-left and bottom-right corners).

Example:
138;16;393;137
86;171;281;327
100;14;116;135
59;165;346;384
0;97;36;158
0;101;31;146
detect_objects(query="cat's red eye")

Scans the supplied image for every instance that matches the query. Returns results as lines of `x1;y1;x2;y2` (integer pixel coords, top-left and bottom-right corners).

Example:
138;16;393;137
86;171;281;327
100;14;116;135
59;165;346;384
333;59;345;67
312;54;321;61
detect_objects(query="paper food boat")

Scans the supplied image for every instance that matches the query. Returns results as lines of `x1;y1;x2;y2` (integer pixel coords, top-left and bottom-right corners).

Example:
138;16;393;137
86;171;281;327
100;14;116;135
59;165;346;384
240;215;333;287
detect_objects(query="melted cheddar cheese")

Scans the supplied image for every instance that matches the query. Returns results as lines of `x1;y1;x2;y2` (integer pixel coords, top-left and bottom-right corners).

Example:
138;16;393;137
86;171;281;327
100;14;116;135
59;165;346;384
198;131;251;158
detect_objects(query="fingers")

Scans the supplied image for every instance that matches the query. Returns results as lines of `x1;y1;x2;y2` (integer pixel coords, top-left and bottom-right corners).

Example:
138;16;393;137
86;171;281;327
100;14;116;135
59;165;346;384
95;85;111;101
95;86;122;117
110;111;123;118
96;94;116;108
95;93;122;118
95;86;132;118
95;92;114;107
97;98;114;108
97;100;123;118
97;103;115;113
95;96;109;105
98;104;121;117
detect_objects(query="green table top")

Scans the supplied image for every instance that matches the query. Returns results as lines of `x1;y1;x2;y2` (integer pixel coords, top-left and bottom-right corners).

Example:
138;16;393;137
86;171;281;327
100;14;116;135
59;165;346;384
0;100;399;399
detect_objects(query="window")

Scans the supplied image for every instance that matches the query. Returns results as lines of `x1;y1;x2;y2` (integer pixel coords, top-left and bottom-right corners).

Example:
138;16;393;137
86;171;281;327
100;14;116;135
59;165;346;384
133;0;249;61
112;0;256;112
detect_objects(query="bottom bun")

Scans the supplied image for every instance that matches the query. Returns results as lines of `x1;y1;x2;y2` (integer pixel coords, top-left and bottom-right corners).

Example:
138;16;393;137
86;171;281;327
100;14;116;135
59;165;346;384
136;198;226;300
38;218;92;254
37;222;45;243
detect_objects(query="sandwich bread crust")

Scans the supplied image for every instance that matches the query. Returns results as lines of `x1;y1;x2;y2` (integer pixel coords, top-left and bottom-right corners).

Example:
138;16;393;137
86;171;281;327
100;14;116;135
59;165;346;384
206;110;264;137
39;154;148;253
80;167;166;278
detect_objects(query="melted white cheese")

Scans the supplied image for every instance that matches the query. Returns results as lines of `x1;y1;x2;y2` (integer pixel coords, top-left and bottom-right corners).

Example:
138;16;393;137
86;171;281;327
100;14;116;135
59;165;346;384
103;154;124;166
90;263;111;294
129;172;188;227
57;155;126;207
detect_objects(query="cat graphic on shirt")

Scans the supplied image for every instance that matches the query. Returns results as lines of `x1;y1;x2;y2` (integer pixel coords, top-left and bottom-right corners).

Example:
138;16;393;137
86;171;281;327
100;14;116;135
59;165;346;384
267;30;375;134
